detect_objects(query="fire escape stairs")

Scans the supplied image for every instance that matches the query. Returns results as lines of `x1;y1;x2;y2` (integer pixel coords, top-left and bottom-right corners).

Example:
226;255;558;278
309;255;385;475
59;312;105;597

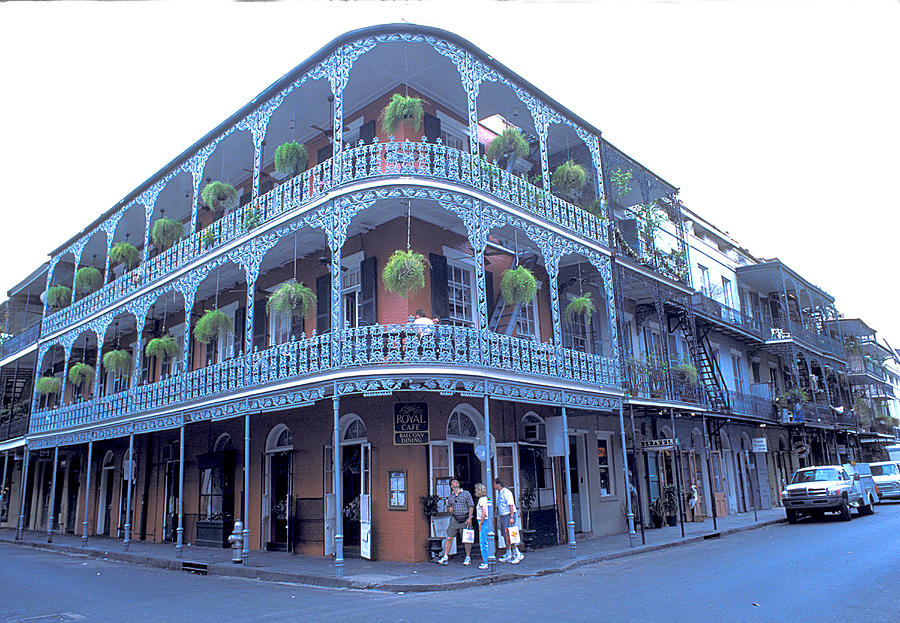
677;312;731;412
488;252;539;336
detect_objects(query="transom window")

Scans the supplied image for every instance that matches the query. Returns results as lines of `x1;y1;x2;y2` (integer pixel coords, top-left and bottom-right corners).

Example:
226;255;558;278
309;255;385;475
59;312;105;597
447;409;478;438
342;415;367;442
520;412;546;443
447;263;474;326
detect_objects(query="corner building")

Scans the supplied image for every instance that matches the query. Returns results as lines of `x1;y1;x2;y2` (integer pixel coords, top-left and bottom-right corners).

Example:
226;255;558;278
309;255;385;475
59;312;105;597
7;24;670;564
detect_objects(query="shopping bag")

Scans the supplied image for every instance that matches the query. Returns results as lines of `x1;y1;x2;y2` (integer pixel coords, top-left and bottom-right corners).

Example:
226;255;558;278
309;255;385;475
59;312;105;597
507;525;521;544
462;528;475;544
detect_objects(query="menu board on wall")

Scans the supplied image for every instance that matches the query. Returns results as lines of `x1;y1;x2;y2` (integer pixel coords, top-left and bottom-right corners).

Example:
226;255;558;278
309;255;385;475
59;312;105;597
394;402;429;445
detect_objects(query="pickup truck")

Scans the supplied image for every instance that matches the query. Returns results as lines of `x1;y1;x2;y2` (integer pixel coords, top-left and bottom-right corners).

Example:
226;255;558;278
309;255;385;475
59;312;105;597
781;464;878;523
869;461;900;501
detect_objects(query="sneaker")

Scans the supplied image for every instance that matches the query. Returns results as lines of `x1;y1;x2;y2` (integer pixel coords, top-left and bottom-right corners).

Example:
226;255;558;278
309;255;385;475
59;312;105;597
478;563;489;570
510;553;524;565
463;556;471;566
498;553;512;563
437;555;448;565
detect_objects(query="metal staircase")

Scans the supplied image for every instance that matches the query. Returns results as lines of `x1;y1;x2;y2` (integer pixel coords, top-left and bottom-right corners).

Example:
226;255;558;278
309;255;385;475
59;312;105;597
677;311;731;412
488;252;539;336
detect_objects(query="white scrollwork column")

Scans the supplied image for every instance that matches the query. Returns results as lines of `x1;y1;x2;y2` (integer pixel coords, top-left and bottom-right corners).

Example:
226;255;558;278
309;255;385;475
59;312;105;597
328;49;349;185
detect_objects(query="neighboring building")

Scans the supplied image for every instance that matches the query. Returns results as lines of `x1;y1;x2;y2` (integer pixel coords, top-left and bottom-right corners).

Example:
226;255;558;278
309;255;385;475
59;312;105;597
0;24;895;566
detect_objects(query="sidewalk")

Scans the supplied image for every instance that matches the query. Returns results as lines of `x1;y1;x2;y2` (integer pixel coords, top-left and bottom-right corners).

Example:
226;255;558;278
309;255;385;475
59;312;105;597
0;508;785;592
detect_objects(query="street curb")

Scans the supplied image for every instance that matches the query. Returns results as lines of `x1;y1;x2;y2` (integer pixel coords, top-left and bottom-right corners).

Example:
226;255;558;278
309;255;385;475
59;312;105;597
0;518;785;593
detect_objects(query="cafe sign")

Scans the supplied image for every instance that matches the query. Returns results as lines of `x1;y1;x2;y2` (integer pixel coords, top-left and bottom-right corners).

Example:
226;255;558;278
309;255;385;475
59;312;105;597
642;438;676;451
394;402;429;445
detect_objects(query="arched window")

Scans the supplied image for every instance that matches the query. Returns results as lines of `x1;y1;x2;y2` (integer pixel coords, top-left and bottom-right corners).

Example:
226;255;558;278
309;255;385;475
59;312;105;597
214;433;233;452
447;406;480;439
520;412;546;443
102;450;115;468
266;424;293;452
341;414;367;442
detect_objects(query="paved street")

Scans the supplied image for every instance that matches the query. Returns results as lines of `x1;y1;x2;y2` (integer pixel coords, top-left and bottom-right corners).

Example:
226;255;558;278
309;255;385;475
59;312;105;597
2;504;899;623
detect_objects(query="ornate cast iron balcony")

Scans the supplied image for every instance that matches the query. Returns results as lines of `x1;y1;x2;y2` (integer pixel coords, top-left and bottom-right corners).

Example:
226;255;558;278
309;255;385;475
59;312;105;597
31;324;617;434
42;140;608;336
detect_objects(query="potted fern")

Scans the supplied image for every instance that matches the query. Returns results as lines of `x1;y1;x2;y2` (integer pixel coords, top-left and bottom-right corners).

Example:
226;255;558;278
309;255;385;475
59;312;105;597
194;309;233;344
420;493;444;560
487;128;530;173
274;142;309;179
110;241;140;271
201;181;239;212
670;359;699;387
74;267;103;298
500;265;538;305
152;218;184;251
36;376;63;396
243;207;261;232
102;350;134;376
201;229;217;251
145;336;180;360
46;285;72;310
552;160;587;200
565;293;595;323
380;93;424;140
68;363;95;395
267;282;316;320
611;167;633;201
382;250;426;298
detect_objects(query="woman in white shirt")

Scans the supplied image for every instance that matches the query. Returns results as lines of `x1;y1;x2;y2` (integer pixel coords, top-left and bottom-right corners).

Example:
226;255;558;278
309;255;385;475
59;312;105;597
474;482;491;570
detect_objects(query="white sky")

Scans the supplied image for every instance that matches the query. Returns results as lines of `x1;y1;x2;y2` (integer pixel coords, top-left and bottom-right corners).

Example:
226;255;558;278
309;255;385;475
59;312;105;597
0;1;898;343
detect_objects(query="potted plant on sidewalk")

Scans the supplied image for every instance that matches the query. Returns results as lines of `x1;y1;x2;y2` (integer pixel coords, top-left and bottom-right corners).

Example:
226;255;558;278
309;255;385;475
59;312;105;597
649;497;665;529
663;484;679;527
520;486;537;551
420;493;444;560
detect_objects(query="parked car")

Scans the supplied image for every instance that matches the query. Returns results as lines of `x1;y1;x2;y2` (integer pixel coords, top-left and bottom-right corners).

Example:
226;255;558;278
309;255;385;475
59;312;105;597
869;461;900;502
781;464;878;523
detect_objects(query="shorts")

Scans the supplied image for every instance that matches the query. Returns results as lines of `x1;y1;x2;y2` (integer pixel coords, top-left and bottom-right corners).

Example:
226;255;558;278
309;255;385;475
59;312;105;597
499;513;515;541
446;516;469;539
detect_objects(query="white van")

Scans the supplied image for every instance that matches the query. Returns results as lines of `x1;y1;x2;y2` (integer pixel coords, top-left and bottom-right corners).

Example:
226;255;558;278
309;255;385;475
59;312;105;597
869;461;900;501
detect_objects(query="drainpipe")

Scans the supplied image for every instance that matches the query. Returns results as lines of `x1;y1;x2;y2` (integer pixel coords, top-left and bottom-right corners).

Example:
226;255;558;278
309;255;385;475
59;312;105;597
123;433;134;550
618;401;635;544
561;401;576;557
82;441;92;547
629;405;646;545
16;447;29;540
47;446;59;543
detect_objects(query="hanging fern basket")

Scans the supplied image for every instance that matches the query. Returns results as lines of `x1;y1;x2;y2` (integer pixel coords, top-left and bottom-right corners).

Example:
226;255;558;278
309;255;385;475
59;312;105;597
36;376;62;396
110;241;140;270
151;218;184;250
380;94;424;136
564;294;595;322
487;128;530;165
501;266;538;306
74;267;103;297
145;336;181;360
102;349;134;376
46;285;72;310
382;250;426;298
274;142;309;177
552;160;587;196
68;363;95;390
267;282;317;319
194;309;233;344
201;181;239;212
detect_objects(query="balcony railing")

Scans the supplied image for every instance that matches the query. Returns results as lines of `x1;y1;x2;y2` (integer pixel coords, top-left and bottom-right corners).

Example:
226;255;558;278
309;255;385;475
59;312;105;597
691;293;768;339
42;141;609;336
31;324;617;434
768;315;845;359
0;413;29;441
0;322;41;359
623;359;703;405
728;390;776;421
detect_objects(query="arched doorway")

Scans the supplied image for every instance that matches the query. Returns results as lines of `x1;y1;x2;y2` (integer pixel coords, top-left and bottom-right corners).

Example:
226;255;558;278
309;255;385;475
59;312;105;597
263;425;293;552
196;433;236;548
97;451;115;536
339;415;371;559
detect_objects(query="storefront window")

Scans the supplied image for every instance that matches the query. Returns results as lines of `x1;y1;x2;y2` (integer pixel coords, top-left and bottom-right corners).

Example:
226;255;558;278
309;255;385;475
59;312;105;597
597;436;614;497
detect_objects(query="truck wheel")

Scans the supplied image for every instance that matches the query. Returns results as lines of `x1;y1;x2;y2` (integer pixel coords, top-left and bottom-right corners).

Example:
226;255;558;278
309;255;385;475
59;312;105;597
786;509;799;524
859;495;875;516
839;497;852;521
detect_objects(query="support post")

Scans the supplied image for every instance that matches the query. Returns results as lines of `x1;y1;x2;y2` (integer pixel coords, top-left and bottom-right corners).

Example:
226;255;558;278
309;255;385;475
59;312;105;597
176;424;185;557
0;450;8;523
618;402;635;543
242;413;250;564
82;441;92;547
123;433;134;550
47;446;60;543
483;394;496;570
629;405;646;545
701;414;718;531
745;449;758;522
332;389;343;576
670;408;685;538
16;448;29;540
560;402;576;557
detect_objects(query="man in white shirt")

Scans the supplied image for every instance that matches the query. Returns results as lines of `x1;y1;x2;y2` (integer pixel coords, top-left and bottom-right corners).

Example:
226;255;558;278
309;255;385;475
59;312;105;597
493;478;523;564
